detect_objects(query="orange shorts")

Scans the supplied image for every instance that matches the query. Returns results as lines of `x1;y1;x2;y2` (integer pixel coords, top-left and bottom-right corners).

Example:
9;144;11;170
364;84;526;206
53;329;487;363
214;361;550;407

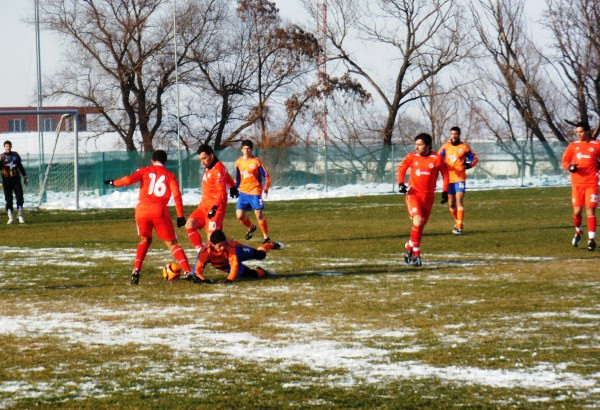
135;215;176;241
189;204;226;235
571;185;598;208
405;191;435;221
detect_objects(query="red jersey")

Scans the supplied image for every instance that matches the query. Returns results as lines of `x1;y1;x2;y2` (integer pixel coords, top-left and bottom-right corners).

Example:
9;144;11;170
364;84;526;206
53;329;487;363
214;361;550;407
438;141;478;183
562;140;600;186
195;239;242;281
200;161;235;208
398;151;449;193
113;164;184;218
235;156;271;195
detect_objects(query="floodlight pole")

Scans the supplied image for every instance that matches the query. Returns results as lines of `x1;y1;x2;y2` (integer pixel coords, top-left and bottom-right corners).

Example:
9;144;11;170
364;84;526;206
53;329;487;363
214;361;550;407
172;0;183;186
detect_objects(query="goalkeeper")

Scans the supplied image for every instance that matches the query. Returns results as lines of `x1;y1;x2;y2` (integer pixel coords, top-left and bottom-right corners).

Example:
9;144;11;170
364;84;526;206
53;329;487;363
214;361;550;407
185;229;283;284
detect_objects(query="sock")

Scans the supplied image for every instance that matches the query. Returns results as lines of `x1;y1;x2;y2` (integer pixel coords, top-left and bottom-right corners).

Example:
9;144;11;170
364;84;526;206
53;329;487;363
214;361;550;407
258;242;275;253
240;215;253;228
187;228;203;249
456;209;464;230
258;219;269;238
450;208;458;222
574;215;582;234
134;240;150;271
410;225;423;256
171;244;191;273
587;215;596;239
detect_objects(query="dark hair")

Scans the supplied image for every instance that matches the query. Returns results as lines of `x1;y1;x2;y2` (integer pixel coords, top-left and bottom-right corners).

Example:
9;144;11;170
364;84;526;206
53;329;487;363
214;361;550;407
241;139;254;149
152;150;167;164
575;121;590;132
197;144;214;155
415;133;432;147
210;229;227;244
3;140;12;146
450;126;461;135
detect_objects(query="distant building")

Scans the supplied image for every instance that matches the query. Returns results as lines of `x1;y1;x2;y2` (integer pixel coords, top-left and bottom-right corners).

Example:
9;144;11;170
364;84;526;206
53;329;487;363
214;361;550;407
0;106;101;133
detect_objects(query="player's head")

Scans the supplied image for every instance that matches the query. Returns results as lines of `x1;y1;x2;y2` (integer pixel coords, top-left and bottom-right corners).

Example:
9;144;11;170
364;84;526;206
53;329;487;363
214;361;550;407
575;121;591;141
197;144;216;168
209;229;227;251
449;127;461;144
415;133;432;155
4;140;12;153
241;139;254;157
151;150;167;165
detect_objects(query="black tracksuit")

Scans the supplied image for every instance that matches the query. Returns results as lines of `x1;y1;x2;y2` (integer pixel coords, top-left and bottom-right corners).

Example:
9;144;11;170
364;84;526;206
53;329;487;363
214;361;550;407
1;151;27;212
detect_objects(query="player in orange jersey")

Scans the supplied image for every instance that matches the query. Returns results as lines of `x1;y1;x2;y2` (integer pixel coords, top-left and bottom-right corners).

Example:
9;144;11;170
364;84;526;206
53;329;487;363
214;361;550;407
104;150;194;285
184;229;283;284
561;121;600;251
234;139;273;243
398;133;449;266
438;126;479;235
185;144;238;250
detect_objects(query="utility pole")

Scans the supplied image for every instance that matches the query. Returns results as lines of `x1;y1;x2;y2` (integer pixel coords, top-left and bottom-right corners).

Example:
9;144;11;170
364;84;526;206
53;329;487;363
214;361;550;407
316;0;328;191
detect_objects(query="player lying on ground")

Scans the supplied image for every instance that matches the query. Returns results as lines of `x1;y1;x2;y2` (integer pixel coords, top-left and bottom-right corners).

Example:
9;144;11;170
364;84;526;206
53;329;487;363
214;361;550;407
184;229;284;284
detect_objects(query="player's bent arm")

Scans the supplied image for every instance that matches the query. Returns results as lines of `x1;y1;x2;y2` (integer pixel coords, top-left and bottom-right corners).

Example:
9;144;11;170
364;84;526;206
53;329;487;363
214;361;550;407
561;145;574;170
225;254;240;282
169;178;185;217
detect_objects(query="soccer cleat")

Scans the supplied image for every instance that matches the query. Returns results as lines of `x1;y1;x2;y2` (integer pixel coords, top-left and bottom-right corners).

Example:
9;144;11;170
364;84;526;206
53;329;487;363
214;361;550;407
452;227;462;235
130;269;140;285
244;224;257;240
588;239;596;251
411;256;422;267
572;233;582;247
262;237;271;244
7;210;13;224
17;215;25;224
404;242;412;264
272;241;285;250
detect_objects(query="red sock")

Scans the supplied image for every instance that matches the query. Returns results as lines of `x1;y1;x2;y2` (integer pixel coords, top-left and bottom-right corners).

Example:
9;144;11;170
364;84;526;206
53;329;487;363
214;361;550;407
587;215;596;239
187;228;203;249
457;209;464;230
134;240;150;271
410;225;423;256
450;208;458;222
171;244;191;272
258;219;269;237
240;215;253;228
573;215;582;233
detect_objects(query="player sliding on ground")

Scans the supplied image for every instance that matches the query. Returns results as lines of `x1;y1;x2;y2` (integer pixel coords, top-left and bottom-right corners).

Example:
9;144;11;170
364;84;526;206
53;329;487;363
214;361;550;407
398;133;449;266
561;121;600;251
104;150;194;285
184;229;283;284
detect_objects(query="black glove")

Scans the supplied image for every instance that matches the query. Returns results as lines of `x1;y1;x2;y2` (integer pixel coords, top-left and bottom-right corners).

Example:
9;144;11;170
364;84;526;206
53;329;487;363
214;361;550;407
199;278;214;284
464;162;472;170
440;191;449;204
229;186;239;199
568;164;578;173
23;176;28;186
207;205;219;219
104;179;115;185
176;217;186;228
398;183;408;194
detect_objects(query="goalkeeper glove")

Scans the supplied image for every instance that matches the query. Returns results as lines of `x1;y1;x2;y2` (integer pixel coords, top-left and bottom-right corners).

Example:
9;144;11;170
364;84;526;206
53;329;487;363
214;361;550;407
176;217;186;228
464;162;472;170
207;205;219;219
23;176;28;186
440;191;449;204
398;183;408;194
229;186;239;198
568;164;578;173
104;179;115;185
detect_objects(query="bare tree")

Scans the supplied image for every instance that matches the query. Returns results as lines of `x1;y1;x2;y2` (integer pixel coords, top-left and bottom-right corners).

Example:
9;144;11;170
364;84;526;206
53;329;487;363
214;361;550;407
42;0;216;151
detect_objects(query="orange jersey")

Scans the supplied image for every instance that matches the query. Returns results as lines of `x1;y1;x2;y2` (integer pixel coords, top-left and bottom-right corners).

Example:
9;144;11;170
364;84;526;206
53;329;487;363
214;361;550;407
562;140;600;186
113;164;184;218
438;141;478;183
195;238;242;280
398;151;449;193
235;156;271;195
200;161;235;208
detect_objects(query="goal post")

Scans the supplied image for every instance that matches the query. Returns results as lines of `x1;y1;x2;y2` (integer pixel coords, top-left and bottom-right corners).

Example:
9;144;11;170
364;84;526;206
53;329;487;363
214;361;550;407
0;109;80;209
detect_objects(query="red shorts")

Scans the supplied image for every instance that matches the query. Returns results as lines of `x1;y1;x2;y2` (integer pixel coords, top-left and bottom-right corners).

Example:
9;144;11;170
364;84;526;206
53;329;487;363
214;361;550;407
571;185;598;208
135;215;176;241
405;191;435;222
190;204;226;235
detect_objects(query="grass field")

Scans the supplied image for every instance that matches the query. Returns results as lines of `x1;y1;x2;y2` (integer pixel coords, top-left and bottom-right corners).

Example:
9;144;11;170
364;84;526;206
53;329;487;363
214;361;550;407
1;186;599;408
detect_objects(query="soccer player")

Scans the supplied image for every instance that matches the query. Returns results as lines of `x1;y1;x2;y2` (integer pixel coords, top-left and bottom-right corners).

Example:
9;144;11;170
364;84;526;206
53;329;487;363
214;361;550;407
561;121;600;251
398;133;449;266
185;229;283;284
438;126;478;235
1;140;28;224
185;144;238;250
234;139;273;243
104;150;193;285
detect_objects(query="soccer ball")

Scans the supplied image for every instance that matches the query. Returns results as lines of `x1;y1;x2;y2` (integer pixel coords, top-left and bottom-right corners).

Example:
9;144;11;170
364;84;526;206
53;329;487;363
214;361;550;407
162;263;182;281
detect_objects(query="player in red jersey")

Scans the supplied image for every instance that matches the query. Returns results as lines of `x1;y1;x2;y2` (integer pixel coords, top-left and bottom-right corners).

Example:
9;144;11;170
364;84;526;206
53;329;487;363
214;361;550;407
184;229;283;284
397;133;449;266
561;121;600;251
438;127;478;235
185;144;238;250
104;150;194;285
234;139;273;243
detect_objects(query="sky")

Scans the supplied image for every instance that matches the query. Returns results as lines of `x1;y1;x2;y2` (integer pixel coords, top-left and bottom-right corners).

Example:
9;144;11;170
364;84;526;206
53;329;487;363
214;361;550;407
0;0;547;108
